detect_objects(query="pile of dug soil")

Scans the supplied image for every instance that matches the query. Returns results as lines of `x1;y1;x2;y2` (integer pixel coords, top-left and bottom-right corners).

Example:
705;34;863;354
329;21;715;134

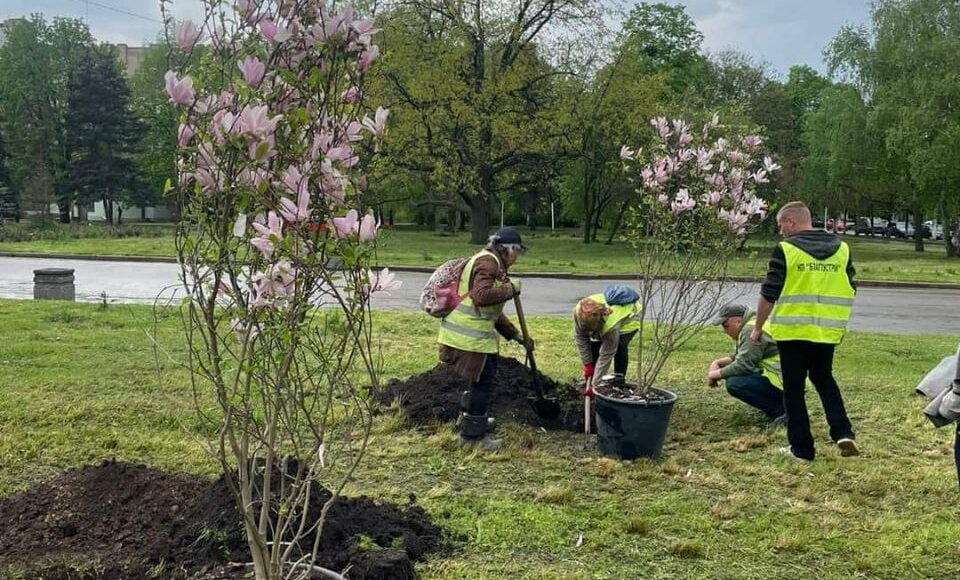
0;460;442;579
382;356;586;431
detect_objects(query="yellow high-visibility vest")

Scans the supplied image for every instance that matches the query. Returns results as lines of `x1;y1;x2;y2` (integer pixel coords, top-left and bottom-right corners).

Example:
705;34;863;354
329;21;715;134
437;250;507;354
576;293;642;339
769;240;855;344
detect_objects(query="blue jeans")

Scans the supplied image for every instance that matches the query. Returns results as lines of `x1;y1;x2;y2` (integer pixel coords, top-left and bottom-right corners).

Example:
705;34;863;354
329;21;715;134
726;373;785;420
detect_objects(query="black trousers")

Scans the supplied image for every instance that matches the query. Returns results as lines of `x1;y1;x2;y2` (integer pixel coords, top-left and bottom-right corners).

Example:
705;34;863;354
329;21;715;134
589;331;637;376
778;340;855;460
466;355;498;416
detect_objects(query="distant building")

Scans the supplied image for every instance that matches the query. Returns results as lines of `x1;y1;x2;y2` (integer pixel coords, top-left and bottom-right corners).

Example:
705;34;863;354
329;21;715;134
112;43;148;76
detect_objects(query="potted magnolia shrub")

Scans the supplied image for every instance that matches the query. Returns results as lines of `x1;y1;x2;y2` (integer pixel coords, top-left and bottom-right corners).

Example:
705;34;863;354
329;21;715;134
164;1;395;578
593;115;777;459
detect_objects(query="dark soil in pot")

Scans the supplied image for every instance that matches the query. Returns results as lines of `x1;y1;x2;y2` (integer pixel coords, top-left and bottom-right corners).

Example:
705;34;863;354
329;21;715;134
0;460;443;579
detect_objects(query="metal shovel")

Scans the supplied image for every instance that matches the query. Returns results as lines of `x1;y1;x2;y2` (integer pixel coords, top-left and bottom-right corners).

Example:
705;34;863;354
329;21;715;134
513;294;562;420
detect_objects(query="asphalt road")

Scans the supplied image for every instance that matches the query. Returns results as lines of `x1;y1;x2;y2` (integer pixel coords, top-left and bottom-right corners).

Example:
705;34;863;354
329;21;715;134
1;256;957;335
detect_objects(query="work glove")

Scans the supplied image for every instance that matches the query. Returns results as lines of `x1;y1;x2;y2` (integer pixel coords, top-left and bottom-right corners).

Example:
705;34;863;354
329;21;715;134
583;363;595;379
511;278;522;296
515;335;534;352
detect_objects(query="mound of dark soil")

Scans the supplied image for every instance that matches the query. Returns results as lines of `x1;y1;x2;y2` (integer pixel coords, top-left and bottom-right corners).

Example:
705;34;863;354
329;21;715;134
0;460;442;580
382;356;587;431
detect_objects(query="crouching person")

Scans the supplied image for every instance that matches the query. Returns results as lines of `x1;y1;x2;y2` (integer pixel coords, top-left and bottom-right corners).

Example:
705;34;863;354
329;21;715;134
574;285;642;387
707;303;786;426
438;228;529;451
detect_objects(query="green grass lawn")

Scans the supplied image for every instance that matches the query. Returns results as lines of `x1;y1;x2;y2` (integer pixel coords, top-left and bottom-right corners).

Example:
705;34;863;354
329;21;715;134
2;300;959;578
2;226;959;283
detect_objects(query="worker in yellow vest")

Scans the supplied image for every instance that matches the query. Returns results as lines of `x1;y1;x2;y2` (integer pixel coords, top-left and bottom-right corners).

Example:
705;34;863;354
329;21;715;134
573;286;642;388
438;227;531;451
751;201;859;462
707;303;786;426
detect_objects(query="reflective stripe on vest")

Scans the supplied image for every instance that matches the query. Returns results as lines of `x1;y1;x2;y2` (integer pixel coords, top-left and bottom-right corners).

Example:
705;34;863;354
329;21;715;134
769;240;855;344
437;250;506;354
577;293;642;338
743;315;782;389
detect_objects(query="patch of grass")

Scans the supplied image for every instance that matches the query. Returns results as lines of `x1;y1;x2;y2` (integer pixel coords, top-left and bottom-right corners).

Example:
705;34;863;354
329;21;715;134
533;484;574;505
2;300;960;578
623;515;650;535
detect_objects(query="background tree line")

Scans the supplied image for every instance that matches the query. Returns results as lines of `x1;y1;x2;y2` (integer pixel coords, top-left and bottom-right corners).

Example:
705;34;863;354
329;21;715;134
0;0;957;255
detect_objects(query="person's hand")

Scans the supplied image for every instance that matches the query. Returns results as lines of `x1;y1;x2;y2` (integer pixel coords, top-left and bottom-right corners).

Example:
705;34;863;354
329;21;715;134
706;368;721;387
749;327;762;345
583;363;595;379
515;335;534;352
511;278;522;295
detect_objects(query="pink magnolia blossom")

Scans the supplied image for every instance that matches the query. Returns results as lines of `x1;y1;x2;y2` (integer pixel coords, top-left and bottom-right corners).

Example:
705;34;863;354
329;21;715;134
358;213;379;242
345;120;364;142
704;173;724;187
763;156;781;173
177;123;195;147
238;56;265;87
212;109;237;141
752;170;769;184
350;19;380;47
251;211;283;259
326;145;358;167
719;208;750;233
657;194;670;206
677;131;692;146
259;19;291;43
278;185;311;224
195;167;221;193
365;268;401;297
671;188;696;214
164;71;195;106
651;117;671;140
341;86;360;103
319;159;347;206
361;107;389;141
741;135;763;149
331;209;359;239
620;145;636;160
703;191;723;206
176;21;204;51
358;45;380;72
252;260;297;306
238;105;281;138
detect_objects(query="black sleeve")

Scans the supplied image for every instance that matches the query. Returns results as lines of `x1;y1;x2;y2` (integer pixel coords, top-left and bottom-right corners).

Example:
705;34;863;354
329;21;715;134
846;254;857;292
760;244;786;303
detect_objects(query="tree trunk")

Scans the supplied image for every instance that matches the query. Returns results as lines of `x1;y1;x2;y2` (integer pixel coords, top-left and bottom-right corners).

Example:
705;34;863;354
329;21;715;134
604;204;628;245
445;205;457;233
946;216;959;258
141;205;147;221
469;202;490;245
913;212;924;252
104;196;113;225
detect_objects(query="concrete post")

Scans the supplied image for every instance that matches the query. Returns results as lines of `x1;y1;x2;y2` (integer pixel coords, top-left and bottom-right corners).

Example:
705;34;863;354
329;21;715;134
33;268;76;301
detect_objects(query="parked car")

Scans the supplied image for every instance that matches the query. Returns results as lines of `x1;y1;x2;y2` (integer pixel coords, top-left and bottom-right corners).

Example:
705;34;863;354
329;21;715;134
884;223;906;238
924;220;944;240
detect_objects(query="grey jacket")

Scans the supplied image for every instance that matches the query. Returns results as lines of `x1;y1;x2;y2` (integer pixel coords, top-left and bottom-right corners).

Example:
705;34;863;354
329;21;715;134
719;308;779;380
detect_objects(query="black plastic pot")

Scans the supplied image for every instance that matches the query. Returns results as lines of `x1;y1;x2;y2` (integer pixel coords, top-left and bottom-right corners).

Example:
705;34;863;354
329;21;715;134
595;388;677;459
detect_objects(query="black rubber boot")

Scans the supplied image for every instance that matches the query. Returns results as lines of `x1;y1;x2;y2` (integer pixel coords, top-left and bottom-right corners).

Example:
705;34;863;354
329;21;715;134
458;414;503;452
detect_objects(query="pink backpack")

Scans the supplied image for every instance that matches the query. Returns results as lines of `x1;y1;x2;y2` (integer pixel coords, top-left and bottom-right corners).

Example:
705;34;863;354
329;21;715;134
420;257;469;318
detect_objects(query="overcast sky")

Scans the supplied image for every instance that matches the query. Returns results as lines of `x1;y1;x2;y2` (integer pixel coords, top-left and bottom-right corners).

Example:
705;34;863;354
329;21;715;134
1;0;872;77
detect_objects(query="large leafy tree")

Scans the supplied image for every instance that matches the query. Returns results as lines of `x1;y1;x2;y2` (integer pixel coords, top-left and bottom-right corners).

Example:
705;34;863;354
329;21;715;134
129;41;179;221
64;46;142;224
372;0;603;243
827;0;960;254
0;15;95;222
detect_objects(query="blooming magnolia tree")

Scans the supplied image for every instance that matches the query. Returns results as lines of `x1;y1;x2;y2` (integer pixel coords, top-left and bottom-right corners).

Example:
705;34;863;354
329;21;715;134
619;115;777;394
161;1;396;577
